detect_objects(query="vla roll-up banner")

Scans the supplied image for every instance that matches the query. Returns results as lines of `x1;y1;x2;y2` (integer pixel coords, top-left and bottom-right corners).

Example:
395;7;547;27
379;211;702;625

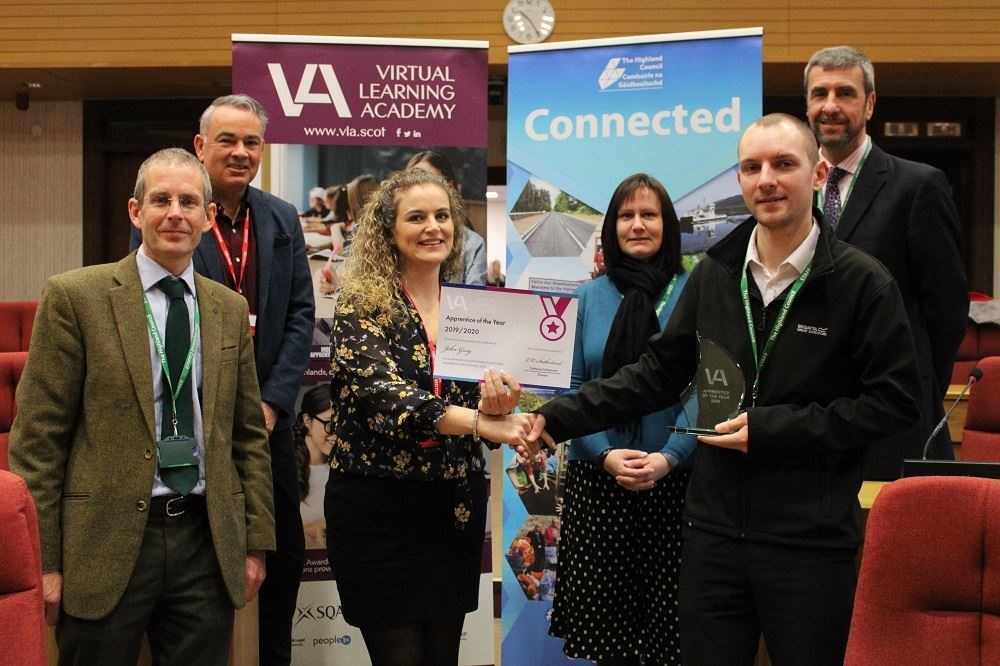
501;29;762;664
233;35;492;666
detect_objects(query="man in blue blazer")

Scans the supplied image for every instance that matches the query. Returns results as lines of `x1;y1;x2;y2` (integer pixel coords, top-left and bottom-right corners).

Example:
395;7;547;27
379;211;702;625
131;94;314;665
804;46;968;478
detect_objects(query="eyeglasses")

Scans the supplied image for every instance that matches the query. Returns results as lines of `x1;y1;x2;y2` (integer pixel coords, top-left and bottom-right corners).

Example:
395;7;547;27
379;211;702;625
312;414;335;435
144;193;206;212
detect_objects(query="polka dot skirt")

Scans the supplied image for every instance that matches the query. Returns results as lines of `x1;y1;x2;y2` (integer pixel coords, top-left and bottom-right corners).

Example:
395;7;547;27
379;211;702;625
549;459;691;664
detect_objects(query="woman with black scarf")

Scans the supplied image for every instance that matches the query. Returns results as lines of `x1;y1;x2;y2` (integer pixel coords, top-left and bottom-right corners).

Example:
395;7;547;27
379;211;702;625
548;173;695;665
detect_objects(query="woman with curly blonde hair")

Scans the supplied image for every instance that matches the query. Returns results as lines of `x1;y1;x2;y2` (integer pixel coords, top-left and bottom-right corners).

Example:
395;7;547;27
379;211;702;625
337;169;466;321
325;169;536;665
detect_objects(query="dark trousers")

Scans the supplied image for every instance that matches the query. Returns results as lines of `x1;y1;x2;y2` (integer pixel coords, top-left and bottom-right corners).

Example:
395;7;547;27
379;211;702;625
258;426;306;665
56;505;233;666
679;528;857;666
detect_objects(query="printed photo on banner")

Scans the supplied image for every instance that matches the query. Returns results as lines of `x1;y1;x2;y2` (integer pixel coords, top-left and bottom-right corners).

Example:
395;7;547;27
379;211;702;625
506;515;561;603
292;382;335;571
278;145;487;320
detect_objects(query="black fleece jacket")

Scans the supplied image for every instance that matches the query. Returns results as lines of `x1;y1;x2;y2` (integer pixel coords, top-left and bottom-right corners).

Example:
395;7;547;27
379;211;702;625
539;212;920;549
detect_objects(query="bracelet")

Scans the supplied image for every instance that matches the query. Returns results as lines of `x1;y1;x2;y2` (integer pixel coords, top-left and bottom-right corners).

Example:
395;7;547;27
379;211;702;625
472;408;480;440
597;447;613;466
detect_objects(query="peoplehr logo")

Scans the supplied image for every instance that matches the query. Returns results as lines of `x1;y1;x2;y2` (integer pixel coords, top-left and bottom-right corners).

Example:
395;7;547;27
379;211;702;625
598;58;626;90
312;635;353;647
267;63;352;118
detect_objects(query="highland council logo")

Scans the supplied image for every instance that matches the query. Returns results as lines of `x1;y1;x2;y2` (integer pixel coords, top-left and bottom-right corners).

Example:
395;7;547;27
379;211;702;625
597;54;665;92
598;58;626;90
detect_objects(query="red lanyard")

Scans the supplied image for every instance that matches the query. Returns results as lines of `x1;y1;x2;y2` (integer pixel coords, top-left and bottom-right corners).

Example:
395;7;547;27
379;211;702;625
401;283;442;397
401;284;444;449
211;207;251;295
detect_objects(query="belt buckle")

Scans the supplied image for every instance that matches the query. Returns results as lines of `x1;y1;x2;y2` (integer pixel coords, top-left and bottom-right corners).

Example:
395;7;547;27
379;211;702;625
165;496;186;518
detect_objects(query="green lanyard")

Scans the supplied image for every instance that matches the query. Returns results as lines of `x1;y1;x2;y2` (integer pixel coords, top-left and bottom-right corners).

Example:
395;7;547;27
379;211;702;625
818;139;872;214
740;263;811;405
142;290;201;437
654;274;679;317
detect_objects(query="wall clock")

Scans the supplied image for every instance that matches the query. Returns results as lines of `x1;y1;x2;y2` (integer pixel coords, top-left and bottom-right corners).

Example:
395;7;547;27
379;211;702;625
503;0;556;45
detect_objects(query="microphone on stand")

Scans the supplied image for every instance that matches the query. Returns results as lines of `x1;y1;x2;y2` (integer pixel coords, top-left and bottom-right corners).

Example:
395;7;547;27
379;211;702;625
922;367;983;460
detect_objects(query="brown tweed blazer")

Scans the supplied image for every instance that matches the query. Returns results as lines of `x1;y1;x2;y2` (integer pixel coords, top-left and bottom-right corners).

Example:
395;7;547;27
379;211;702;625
9;253;275;620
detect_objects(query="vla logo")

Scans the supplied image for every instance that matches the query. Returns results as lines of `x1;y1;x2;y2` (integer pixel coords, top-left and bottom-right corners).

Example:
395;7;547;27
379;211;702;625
704;368;728;386
267;63;352;118
445;293;467;310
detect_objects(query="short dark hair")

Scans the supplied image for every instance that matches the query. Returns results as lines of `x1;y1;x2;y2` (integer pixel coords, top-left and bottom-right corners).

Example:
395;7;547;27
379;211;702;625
804;46;875;96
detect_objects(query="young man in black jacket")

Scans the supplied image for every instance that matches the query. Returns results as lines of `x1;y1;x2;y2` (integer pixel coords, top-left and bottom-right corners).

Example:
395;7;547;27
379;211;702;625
530;114;920;665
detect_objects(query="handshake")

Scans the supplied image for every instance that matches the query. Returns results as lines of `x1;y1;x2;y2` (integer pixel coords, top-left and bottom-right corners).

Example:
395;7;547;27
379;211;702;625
472;368;555;458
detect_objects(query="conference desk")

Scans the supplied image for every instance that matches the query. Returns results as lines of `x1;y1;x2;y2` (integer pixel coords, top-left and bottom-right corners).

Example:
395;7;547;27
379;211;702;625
946;383;970;450
859;480;889;511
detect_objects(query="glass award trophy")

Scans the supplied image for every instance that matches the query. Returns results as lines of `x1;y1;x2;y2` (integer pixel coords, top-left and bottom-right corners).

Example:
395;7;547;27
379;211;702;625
666;333;745;436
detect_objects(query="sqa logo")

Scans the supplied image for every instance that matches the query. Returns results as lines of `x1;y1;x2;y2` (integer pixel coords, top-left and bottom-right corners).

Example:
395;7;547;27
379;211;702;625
598;58;626;90
267;63;352;118
294;602;343;625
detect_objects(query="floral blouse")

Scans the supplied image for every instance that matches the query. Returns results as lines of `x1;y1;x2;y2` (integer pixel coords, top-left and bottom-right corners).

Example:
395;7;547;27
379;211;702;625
328;295;488;528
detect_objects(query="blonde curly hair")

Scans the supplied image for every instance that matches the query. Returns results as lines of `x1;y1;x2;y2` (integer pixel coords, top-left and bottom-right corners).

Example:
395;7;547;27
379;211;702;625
338;169;466;322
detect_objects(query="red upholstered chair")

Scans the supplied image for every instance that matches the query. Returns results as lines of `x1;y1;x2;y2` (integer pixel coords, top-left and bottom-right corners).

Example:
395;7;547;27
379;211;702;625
0;470;47;665
979;325;1000;361
844;476;1000;665
0;351;29;471
961;356;1000;461
951;321;979;385
0;301;37;352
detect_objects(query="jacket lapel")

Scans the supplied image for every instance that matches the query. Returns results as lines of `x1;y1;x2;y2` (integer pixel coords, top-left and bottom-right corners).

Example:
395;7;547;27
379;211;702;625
835;144;889;241
109;255;157;443
194;234;226;283
196;276;222;447
249;188;274;319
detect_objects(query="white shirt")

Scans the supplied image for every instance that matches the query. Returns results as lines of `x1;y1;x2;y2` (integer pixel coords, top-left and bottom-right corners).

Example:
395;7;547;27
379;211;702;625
300;463;330;528
744;220;820;306
136;246;206;497
820;134;871;207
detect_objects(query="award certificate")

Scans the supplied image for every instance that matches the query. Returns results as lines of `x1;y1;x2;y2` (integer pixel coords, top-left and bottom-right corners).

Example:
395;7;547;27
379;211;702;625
435;284;578;389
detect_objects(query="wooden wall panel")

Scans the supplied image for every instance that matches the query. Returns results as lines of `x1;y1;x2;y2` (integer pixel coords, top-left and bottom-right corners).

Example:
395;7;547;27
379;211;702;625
1;0;998;69
0;101;82;300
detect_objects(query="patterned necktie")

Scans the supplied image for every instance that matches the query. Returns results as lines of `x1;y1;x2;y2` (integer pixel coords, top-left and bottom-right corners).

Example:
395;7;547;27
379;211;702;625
157;277;197;495
824;166;848;229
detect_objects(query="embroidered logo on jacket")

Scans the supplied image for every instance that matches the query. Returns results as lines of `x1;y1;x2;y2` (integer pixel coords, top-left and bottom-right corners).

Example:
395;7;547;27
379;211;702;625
796;324;828;337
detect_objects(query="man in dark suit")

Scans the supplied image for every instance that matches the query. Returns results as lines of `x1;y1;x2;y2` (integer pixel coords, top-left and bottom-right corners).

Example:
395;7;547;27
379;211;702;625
804;46;968;478
11;148;275;664
131;94;315;664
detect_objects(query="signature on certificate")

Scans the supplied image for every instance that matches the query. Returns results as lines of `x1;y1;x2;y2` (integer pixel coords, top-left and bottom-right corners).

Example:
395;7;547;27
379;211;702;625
443;344;473;357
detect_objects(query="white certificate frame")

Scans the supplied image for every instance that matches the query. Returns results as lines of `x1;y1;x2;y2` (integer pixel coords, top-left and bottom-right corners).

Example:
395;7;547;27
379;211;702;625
435;284;578;390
